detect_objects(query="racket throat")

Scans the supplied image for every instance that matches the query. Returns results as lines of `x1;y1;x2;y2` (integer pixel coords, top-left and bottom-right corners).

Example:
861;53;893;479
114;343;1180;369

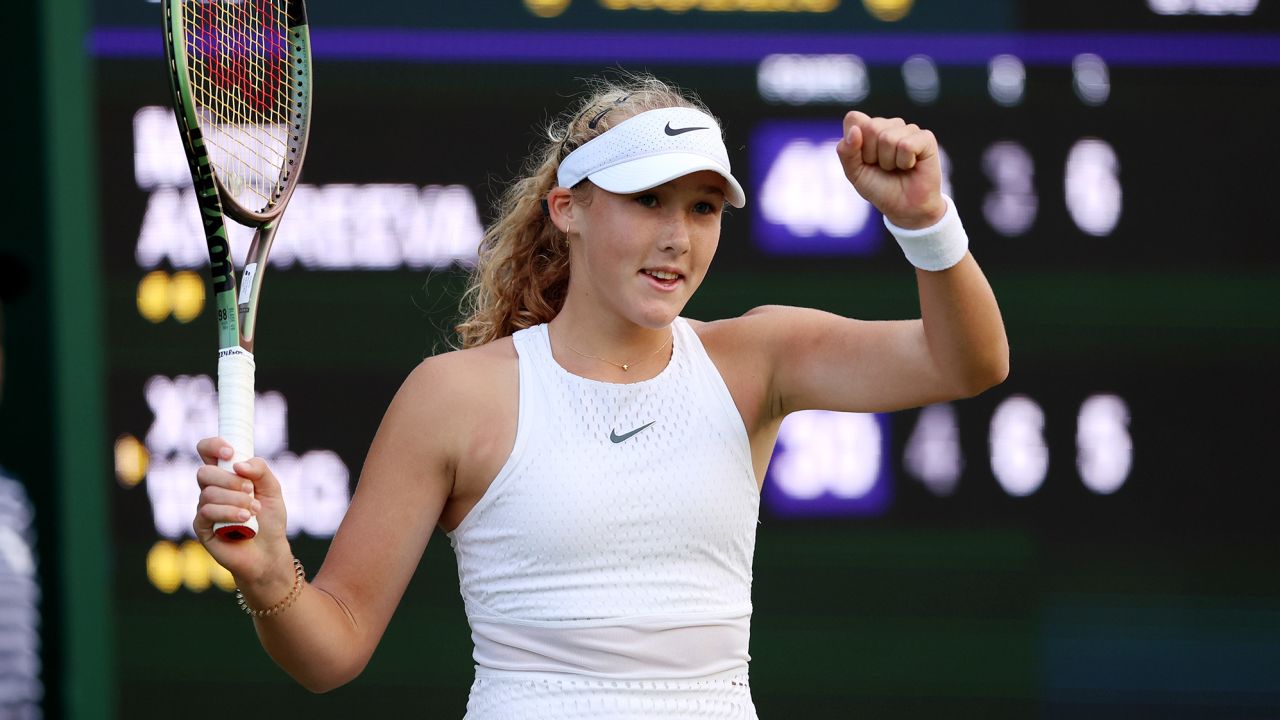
237;261;262;348
235;221;280;349
238;307;258;352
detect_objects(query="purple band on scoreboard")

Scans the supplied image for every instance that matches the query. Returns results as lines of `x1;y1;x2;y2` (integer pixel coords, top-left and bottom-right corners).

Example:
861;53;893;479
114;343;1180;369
750;121;885;257
92;29;1280;67
762;412;893;519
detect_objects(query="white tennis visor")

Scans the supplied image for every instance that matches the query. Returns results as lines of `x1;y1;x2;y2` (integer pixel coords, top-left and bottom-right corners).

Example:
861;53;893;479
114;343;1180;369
556;107;746;208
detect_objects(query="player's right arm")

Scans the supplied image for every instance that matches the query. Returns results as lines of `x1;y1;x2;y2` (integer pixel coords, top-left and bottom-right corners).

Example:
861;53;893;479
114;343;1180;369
195;354;463;692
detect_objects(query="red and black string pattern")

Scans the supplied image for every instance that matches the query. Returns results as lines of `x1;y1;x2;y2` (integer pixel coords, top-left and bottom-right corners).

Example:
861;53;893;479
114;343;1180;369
184;0;293;215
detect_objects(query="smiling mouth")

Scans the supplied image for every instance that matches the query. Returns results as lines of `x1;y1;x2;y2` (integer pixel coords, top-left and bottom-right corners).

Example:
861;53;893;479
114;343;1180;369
641;269;683;289
643;269;681;280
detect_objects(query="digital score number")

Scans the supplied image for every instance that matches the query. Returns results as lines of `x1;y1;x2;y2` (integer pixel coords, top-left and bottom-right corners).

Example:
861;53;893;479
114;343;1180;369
763;393;1133;518
753;52;1124;258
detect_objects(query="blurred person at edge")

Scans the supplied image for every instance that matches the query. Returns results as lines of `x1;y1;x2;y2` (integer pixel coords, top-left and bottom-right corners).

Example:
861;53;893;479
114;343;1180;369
0;253;44;719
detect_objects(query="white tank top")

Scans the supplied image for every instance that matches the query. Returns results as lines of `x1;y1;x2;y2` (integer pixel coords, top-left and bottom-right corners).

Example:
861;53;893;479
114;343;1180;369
446;316;760;690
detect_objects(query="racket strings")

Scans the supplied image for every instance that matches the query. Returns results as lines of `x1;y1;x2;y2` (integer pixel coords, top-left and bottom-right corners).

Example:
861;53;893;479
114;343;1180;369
183;0;300;215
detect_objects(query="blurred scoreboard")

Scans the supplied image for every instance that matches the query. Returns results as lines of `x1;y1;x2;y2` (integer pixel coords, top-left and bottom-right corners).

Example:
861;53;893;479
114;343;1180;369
92;1;1280;717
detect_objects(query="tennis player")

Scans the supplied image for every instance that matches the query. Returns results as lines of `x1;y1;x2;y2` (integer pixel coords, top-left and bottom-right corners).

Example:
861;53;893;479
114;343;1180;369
194;74;1008;718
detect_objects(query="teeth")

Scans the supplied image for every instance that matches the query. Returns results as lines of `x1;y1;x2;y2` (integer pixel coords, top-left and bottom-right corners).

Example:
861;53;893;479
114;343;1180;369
646;270;679;280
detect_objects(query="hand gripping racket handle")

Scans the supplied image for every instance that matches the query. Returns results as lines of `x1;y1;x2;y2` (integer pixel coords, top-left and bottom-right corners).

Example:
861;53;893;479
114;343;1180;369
214;347;259;541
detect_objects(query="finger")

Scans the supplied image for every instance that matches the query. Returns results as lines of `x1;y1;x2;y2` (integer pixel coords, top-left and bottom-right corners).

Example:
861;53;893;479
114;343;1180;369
862;117;905;167
876;125;908;171
876;123;917;172
196;437;234;466
196;501;256;529
904;128;937;169
896;127;926;167
897;128;937;172
201;484;262;515
842;110;870;140
860;119;880;167
836;123;864;168
233;457;268;481
231;458;282;499
196;463;256;493
841;112;881;166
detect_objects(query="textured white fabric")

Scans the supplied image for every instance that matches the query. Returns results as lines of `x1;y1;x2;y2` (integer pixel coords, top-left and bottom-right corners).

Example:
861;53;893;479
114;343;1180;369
557;107;747;208
469;610;752;680
463;672;757;719
447;317;760;717
883;193;969;271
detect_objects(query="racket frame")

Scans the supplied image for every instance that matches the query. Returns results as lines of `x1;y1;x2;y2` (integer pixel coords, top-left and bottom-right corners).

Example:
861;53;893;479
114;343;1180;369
163;0;313;540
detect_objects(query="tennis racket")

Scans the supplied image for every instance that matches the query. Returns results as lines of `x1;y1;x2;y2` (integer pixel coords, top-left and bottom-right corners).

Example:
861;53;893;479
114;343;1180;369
164;0;312;540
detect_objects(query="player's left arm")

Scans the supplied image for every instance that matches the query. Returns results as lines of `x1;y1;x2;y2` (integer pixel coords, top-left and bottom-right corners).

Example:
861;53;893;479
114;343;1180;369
749;111;1009;418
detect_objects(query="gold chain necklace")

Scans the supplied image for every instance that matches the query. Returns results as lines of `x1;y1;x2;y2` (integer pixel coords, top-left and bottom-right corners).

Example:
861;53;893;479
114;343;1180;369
563;332;673;372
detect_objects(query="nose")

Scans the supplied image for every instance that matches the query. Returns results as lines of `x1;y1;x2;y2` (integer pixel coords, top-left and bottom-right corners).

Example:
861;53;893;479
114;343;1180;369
660;214;692;254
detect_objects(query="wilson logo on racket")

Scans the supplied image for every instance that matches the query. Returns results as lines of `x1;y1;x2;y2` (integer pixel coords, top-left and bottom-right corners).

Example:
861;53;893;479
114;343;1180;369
208;237;233;294
184;128;235;293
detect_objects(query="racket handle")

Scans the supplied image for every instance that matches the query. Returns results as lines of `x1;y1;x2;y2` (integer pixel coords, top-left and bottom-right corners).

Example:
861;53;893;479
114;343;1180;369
214;347;258;541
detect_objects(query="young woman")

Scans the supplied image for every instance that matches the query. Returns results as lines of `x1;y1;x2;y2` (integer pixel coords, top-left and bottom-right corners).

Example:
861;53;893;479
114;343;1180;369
194;74;1007;718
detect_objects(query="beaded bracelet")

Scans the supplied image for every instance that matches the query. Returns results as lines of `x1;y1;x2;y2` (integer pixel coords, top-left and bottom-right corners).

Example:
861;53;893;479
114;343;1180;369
236;557;305;618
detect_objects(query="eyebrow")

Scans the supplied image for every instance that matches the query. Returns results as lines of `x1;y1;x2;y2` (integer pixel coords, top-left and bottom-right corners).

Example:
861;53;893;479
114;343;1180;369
698;185;726;197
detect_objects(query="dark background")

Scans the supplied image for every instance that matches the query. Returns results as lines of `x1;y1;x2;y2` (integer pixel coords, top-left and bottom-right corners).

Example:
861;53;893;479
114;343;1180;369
7;1;1280;718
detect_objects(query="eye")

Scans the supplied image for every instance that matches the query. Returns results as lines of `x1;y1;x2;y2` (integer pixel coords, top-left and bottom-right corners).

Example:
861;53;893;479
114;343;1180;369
635;194;659;208
693;201;720;216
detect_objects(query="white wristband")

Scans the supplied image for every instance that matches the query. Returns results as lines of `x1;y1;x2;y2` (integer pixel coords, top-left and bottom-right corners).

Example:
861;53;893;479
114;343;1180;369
883;194;969;272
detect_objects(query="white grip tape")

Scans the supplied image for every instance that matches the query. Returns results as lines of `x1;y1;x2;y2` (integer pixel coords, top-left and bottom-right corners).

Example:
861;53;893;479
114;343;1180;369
884;194;969;272
217;346;256;468
215;346;258;536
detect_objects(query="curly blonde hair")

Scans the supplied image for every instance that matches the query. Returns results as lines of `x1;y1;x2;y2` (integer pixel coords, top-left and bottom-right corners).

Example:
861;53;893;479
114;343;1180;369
453;73;715;349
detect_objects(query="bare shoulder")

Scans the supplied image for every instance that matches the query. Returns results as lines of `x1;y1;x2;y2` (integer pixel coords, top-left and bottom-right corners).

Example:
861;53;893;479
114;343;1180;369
398;337;520;532
404;336;516;398
685;308;808;431
339;335;518;523
687;305;871;423
394;337;518;443
688;304;831;353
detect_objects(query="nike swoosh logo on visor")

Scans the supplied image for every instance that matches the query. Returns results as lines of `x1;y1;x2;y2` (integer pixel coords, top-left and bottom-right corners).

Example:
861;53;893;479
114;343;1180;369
610;421;656;444
664;123;709;136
